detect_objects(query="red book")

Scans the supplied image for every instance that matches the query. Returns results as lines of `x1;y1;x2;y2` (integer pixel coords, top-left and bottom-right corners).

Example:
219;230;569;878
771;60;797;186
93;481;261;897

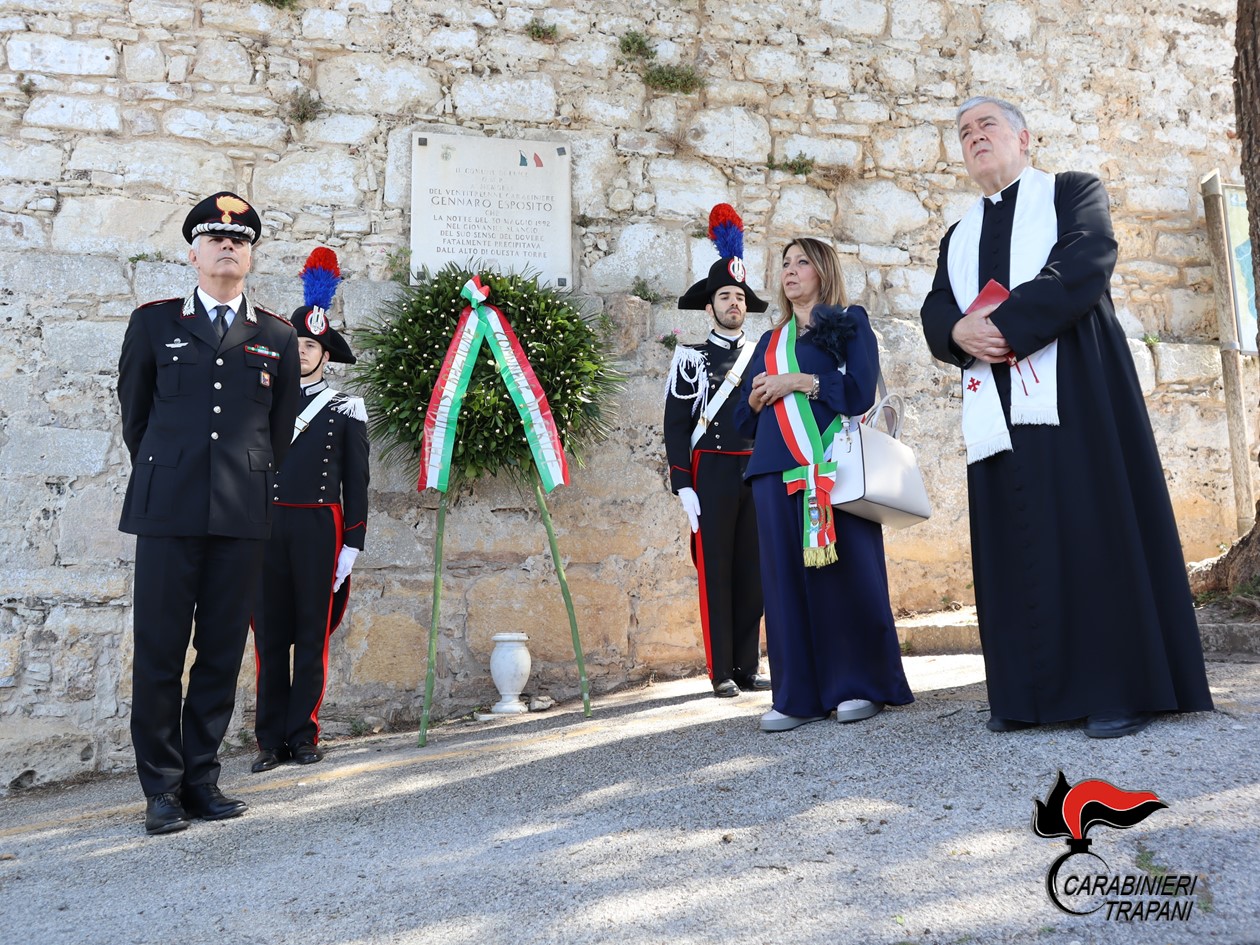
965;278;1010;314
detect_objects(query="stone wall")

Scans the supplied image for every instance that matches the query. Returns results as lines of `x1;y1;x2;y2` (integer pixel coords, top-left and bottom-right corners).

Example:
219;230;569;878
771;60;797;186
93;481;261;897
0;0;1251;789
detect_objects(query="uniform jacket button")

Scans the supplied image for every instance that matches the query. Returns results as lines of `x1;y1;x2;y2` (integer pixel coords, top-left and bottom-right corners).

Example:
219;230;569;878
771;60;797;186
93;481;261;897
213;406;221;413
216;358;224;366
210;432;219;440
322;471;328;477
320;486;326;491
214;382;222;389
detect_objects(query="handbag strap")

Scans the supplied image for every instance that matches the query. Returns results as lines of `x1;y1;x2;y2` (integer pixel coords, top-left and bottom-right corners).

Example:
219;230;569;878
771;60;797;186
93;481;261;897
862;391;903;439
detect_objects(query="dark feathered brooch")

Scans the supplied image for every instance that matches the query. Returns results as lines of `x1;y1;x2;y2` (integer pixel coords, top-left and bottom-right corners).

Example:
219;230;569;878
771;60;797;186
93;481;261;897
807;304;857;368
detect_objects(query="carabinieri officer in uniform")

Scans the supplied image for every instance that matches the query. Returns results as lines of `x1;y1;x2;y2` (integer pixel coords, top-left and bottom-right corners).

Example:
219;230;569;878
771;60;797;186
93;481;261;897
251;248;369;773
117;191;300;835
663;204;770;698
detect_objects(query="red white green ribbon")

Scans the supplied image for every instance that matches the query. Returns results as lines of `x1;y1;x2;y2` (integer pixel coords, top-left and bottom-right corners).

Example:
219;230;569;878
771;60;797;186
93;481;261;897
766;318;844;567
418;276;570;493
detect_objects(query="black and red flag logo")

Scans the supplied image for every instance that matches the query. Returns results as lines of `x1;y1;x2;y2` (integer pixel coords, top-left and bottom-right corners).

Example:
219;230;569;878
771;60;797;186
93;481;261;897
1033;771;1166;914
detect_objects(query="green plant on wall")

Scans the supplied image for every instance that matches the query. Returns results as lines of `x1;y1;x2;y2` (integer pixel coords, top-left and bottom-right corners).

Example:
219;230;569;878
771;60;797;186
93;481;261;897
353;264;623;743
619;30;705;95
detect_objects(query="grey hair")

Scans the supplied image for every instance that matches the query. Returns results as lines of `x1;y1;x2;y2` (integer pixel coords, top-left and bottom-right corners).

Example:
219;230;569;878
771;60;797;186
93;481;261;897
956;96;1027;134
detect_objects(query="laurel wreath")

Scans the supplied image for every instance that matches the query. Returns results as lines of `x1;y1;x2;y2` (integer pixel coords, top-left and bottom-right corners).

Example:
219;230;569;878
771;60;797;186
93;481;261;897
352;264;622;487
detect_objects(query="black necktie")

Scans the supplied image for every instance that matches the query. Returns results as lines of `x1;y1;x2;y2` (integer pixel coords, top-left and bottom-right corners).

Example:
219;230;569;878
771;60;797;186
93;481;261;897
213;304;229;340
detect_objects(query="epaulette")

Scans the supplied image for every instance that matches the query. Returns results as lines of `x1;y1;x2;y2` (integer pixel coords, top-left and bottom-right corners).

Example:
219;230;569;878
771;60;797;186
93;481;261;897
331;394;368;424
256;305;292;325
137;297;181;309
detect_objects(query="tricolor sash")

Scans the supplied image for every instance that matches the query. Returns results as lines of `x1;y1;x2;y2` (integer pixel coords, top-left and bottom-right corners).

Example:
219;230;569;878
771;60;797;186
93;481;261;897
418;277;569;494
766;319;845;567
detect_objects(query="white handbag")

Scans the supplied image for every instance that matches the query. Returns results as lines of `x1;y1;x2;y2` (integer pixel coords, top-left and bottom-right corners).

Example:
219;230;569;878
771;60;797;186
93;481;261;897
828;393;932;529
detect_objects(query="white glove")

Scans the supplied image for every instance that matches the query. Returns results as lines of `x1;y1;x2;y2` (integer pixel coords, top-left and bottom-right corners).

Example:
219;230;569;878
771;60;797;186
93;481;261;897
678;487;701;533
333;546;359;592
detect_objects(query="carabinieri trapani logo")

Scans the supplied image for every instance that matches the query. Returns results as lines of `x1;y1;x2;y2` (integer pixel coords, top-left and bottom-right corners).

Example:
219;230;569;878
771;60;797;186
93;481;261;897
1032;771;1200;921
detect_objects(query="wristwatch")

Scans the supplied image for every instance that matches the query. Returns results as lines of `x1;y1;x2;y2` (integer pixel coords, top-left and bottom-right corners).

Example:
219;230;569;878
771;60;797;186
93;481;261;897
807;374;820;400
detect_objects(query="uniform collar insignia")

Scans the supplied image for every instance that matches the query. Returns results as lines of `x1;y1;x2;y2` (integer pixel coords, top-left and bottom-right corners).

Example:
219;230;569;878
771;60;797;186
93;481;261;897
302;379;329;397
182;293;197;318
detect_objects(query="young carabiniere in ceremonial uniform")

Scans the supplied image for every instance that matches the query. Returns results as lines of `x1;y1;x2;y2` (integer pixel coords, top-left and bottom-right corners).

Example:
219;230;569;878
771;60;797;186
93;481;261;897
118;192;300;834
663;204;770;698
250;249;369;773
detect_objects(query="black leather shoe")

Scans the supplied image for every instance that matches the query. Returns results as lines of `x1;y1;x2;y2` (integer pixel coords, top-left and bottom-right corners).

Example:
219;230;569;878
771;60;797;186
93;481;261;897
144;793;190;835
292;742;325;765
986;716;1037;732
1085;712;1155;739
712;679;740;698
183;783;248;820
734;673;772;691
250;746;290;773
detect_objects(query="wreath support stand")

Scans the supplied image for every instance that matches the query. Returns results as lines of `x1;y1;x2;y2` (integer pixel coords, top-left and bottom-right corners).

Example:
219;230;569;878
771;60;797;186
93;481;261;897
418;490;448;748
532;472;591;717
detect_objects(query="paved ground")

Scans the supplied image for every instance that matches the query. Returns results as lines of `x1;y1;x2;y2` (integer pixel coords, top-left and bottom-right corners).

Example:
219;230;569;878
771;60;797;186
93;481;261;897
1;654;1258;945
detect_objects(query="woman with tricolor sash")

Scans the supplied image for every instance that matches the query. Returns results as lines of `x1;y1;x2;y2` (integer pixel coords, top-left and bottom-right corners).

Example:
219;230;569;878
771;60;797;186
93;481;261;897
735;238;913;733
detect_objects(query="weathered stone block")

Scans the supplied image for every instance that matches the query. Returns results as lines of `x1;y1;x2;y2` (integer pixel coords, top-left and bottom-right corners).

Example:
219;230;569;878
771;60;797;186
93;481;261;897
982;1;1035;42
451;74;556;122
302;7;349;40
318;55;441;115
122;41;165;82
585;223;688;294
0;251;130;300
0;212;47;250
253;151;360;208
129;0;196;27
686;107;770;163
303;113;378;145
837;179;929;244
201;1;288;35
819;0;886;34
768;183;836;236
6;34;118;76
25;95;122;133
58;482;134;566
0;424;113;479
465;569;629;665
0;567;129;604
648;157;730;220
67;139;235;196
0;721;98;795
191;38;253;83
0;141;65;183
162;107;288;150
1152;341;1222;389
776;134;859;168
873;126;942;172
50;196;182;257
1126;185;1189;215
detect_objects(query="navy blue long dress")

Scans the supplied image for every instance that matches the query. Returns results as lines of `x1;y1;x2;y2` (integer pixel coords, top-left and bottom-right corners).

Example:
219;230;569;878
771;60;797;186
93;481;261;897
734;306;914;718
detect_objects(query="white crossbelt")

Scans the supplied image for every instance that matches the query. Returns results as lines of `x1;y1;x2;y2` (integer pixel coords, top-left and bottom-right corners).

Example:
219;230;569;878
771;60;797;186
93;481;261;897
690;342;756;450
292;388;338;443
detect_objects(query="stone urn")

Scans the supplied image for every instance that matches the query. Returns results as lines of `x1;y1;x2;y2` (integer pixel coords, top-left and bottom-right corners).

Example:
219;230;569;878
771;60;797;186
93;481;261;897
488;632;532;715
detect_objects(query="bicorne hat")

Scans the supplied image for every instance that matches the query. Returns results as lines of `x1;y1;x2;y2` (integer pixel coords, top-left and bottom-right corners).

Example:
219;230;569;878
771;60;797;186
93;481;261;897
677;204;768;313
291;248;356;364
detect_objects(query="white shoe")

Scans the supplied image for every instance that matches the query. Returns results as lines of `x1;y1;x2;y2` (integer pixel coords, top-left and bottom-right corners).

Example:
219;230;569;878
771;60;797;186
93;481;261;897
835;699;882;723
760;709;827;732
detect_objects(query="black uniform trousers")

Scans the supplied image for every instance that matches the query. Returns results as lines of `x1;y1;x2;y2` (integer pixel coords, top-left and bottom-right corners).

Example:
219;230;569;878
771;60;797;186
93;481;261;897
131;534;263;796
254;504;340;749
691;450;762;680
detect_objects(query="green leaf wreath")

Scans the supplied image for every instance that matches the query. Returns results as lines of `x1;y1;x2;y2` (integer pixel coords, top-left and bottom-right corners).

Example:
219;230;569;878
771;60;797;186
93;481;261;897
351;263;623;743
353;264;622;486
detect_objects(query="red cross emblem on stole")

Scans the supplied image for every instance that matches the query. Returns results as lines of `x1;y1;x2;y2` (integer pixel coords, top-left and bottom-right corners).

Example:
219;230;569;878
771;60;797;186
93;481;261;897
967;377;981;392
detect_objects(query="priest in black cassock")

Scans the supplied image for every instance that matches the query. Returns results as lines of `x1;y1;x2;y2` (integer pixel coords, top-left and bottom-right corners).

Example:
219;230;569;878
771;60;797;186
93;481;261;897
920;95;1213;738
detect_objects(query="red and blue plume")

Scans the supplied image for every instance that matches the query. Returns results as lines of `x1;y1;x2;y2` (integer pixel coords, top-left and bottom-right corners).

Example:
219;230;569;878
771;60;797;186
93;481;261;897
707;203;745;260
300;247;341;310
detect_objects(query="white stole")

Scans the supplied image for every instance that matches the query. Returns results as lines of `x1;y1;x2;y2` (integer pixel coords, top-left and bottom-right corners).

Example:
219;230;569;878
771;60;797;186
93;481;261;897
947;166;1060;463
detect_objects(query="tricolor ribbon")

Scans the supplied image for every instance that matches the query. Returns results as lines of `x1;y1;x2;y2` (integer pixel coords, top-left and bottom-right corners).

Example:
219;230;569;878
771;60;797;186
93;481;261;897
418;276;570;494
766;318;845;567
